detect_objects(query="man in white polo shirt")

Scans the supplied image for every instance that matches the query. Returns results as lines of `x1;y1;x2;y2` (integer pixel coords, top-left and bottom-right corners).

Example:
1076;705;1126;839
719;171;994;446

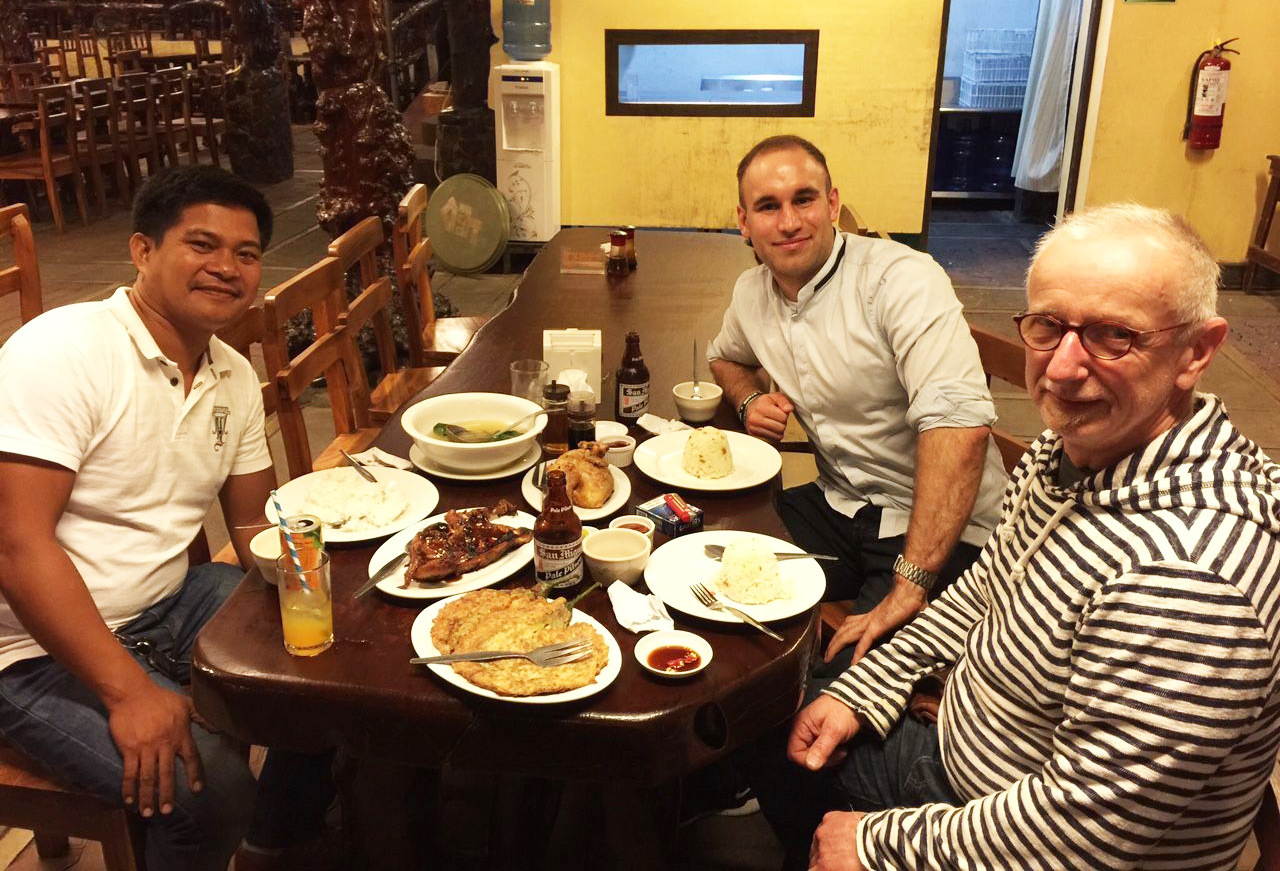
709;135;1007;664
0;166;318;871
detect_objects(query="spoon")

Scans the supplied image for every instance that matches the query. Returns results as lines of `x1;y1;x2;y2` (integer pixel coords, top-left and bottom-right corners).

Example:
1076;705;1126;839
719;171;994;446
340;449;377;483
434;409;546;443
703;543;839;562
691;339;702;398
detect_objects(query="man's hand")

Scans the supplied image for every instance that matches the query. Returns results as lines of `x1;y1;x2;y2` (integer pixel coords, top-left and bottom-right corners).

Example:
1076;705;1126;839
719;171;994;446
809;811;867;871
824;579;927;664
106;683;204;817
744;391;794;441
788;694;862;771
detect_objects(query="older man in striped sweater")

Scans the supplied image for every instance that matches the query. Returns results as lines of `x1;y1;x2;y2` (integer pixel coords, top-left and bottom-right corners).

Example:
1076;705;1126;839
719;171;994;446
766;204;1280;871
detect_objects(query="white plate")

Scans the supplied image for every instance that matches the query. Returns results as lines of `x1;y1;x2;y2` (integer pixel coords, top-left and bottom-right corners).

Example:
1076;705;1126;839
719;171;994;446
410;596;622;704
409;442;542;481
632;431;782;491
520;464;631;521
365;509;537;599
266;468;440;544
643;530;825;623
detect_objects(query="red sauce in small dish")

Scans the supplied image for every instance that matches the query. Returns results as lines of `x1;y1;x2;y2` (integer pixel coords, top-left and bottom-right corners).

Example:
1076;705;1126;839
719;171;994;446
647;645;701;673
605;440;631;450
618;522;649;533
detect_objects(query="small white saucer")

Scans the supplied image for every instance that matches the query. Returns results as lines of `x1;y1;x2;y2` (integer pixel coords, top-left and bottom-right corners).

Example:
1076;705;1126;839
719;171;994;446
409;442;542;481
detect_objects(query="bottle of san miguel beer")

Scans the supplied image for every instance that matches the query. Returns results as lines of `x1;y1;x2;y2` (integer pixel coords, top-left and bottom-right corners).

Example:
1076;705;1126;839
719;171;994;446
534;470;584;592
615;331;650;427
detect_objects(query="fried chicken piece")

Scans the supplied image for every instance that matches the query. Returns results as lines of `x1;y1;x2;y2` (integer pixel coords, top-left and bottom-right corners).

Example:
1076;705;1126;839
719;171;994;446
548;442;614;508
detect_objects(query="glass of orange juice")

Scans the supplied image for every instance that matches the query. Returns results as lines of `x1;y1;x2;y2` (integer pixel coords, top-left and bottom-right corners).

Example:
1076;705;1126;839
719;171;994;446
275;552;334;656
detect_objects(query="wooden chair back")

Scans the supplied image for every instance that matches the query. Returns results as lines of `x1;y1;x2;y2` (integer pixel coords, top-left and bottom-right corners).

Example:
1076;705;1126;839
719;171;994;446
70;32;105;78
114;71;160;185
34;46;67;82
969;323;1031;474
184;63;227;165
838;203;890;241
76;77;129;209
263;257;371;478
0;204;43;324
109;48;142;79
9;62;48;90
129;29;153;53
150;66;187;165
393;183;436;366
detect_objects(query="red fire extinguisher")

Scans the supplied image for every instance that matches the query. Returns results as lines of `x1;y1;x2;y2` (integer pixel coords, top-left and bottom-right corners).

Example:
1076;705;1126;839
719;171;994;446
1183;38;1239;150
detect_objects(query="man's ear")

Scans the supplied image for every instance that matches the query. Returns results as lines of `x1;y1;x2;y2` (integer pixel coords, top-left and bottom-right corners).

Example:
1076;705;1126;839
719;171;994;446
1175;316;1229;390
827;186;840;224
736;204;749;240
128;232;155;273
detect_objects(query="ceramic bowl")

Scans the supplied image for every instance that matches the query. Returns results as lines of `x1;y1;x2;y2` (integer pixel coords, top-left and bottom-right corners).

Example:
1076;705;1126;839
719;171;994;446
249;527;282;583
634;629;713;678
602;434;637;468
401;392;546;473
581;527;651;586
595;420;629;440
672;381;724;423
609;515;655;546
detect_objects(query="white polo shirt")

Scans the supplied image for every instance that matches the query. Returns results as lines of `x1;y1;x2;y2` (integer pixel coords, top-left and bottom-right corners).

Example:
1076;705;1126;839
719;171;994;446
0;287;271;670
708;232;1006;546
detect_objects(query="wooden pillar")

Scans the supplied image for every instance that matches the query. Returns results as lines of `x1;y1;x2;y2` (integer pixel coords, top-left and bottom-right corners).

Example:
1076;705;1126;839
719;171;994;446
0;0;35;64
303;0;414;234
225;0;295;183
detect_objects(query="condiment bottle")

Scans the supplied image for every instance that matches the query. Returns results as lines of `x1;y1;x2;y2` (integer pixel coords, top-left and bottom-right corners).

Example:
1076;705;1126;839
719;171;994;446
615;331;650;426
534;470;584;592
541;380;570;455
567;391;596;449
623;225;637;270
606;230;629;277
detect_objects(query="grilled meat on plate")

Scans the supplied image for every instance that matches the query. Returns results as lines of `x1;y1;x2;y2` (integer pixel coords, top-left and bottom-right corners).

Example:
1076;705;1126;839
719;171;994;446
403;500;532;585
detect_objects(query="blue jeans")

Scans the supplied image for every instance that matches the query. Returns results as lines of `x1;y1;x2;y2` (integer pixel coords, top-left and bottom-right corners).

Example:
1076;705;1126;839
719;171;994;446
0;563;321;871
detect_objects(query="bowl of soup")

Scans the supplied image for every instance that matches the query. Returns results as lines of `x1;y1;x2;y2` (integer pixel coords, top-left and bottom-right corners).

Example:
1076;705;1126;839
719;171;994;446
401;392;547;473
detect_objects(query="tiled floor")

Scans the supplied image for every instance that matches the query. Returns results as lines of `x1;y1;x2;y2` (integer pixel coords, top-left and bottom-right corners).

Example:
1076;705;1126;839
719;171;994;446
3;143;1278;870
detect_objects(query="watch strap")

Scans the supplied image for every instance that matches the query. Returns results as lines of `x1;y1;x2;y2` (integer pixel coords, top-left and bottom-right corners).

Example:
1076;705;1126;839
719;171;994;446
893;554;938;592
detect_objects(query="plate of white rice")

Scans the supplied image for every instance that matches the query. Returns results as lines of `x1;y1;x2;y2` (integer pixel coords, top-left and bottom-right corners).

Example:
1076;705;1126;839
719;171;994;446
642;531;825;623
633;430;781;492
265;467;440;543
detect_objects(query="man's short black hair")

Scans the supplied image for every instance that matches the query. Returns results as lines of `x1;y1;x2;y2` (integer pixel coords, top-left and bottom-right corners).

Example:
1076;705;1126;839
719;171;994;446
132;165;274;249
736;135;832;205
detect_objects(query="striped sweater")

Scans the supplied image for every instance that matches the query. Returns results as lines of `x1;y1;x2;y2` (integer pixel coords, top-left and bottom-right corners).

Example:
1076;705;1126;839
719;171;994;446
826;394;1280;870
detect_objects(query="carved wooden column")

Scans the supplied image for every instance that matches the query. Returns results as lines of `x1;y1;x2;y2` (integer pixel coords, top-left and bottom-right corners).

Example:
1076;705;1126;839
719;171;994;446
303;0;414;234
436;0;495;181
225;0;295;183
0;0;35;64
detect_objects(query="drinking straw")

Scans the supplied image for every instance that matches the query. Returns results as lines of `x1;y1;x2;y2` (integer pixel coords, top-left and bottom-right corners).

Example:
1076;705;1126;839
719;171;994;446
271;489;309;590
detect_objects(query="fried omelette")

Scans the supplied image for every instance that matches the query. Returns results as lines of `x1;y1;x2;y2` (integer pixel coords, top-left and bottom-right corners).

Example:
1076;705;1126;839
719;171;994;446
430;588;609;697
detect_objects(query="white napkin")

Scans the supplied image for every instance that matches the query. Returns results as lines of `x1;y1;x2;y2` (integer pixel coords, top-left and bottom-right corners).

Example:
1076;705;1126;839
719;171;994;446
637;413;691;435
607;581;674;634
557;368;593;398
348;447;413;471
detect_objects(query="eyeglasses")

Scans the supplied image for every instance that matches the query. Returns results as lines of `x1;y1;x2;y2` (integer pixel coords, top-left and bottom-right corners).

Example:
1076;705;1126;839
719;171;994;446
1012;312;1191;360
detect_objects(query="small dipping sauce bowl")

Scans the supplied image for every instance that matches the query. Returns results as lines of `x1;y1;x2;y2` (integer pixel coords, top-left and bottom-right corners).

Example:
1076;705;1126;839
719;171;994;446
603;434;637;468
595;420;629;440
250;528;282;584
582;527;651;585
609;514;655;545
634;629;713;678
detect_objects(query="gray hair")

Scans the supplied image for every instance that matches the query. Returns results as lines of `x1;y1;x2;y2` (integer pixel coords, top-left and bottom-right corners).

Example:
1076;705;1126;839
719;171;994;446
1028;203;1220;324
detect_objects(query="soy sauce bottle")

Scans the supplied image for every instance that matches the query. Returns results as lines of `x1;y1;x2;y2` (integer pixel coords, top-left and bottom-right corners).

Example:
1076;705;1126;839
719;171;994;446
534;470;584;592
615;331;650;427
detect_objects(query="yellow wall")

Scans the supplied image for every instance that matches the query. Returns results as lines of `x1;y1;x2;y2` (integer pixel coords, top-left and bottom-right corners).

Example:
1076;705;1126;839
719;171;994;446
1078;0;1280;261
491;1;945;232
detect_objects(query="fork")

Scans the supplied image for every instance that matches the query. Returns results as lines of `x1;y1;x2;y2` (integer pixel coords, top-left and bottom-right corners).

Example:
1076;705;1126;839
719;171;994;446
703;544;837;562
410;638;593;667
340;449;377;483
532;460;549;492
689;582;783;641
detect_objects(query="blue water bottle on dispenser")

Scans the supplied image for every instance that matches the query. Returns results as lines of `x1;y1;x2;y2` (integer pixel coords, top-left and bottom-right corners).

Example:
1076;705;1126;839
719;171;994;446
503;0;551;61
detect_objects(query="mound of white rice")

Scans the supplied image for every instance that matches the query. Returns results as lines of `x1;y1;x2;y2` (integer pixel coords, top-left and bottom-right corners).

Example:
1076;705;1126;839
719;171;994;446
682;427;733;479
713;538;789;604
301;468;410;532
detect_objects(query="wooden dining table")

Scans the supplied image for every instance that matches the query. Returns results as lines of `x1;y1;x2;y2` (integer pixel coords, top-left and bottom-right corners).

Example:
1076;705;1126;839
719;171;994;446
191;228;817;865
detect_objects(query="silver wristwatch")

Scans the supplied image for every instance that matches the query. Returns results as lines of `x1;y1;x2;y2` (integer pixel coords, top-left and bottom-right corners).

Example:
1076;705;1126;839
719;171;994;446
893;555;938;593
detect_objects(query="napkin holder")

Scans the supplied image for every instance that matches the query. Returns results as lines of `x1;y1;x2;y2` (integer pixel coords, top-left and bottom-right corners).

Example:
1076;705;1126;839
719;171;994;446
543;329;601;397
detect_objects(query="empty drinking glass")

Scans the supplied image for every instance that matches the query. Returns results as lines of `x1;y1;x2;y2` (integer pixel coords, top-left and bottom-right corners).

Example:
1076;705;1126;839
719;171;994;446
510;359;549;402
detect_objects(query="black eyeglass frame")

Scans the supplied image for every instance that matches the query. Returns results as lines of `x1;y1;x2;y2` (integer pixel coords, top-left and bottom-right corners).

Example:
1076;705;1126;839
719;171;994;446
1011;312;1192;360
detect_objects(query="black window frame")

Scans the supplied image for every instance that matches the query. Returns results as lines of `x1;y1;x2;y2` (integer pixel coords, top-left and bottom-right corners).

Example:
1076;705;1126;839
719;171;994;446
604;29;820;118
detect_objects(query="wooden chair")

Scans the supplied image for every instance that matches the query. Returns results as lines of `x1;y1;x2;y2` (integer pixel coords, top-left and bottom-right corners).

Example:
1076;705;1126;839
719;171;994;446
0;741;144;871
114;71;163;188
263;257;380;479
8;62;48;91
0;84;89;233
328;216;447;423
1244;154;1280;295
838;203;890;241
0;204;43;324
108;48;143;79
34;46;68;83
182;63;226;166
968;323;1031;475
75;77;130;214
69;32;106;79
151;67;190;166
393;183;488;368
